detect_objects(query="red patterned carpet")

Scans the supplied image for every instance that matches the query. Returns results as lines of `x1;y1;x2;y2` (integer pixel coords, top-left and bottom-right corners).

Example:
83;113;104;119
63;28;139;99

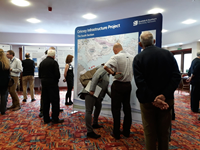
0;90;199;150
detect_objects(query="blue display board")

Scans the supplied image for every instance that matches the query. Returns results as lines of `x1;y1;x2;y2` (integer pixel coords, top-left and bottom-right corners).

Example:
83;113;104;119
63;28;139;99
74;13;162;123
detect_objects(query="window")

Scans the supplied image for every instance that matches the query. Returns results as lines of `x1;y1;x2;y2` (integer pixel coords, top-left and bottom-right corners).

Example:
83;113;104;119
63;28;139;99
171;48;192;73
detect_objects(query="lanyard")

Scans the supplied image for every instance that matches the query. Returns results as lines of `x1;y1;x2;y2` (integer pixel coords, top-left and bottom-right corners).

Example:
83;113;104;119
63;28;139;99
10;58;15;64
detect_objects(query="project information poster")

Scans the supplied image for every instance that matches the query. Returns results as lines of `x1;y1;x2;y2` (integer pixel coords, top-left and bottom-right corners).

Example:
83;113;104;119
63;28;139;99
74;14;162;123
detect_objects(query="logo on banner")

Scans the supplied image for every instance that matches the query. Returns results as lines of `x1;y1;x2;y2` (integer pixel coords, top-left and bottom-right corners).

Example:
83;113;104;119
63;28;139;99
133;18;157;26
133;20;138;26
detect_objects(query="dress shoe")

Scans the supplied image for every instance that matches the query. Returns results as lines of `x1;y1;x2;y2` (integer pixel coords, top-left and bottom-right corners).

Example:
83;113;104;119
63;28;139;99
92;124;103;129
22;99;27;102
31;99;36;102
12;106;21;111
39;112;43;117
87;131;101;139
44;118;52;124
69;101;73;105
120;131;129;138
52;119;64;124
1;112;5;115
59;109;64;112
65;102;72;105
7;105;15;110
110;132;120;140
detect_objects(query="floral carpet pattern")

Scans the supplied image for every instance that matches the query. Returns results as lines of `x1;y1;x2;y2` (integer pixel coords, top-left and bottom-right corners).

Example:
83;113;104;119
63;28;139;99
0;90;199;150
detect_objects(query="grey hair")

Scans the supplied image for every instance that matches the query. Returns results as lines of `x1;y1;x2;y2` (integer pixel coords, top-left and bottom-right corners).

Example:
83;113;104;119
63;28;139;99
140;31;154;47
197;52;200;57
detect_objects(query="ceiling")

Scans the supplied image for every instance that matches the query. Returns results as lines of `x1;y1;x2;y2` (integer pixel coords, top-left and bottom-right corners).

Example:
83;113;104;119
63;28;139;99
0;0;200;46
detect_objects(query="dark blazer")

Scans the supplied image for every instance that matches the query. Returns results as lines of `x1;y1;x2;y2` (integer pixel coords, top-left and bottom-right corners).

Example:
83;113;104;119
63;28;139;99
22;59;35;76
0;61;10;89
133;45;181;103
188;58;200;85
39;56;60;87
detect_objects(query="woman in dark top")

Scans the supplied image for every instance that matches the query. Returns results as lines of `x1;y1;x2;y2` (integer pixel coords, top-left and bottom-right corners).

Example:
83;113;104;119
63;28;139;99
0;49;10;115
63;55;74;105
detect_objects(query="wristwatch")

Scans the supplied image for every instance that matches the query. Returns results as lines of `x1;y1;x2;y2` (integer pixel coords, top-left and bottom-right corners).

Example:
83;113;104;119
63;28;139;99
112;72;116;76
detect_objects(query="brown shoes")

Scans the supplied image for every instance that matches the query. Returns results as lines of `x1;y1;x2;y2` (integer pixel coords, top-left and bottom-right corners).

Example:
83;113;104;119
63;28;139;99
12;106;21;111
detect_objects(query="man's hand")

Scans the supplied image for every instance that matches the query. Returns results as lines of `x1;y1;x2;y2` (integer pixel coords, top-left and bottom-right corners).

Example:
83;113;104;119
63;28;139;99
89;91;94;95
155;94;165;101
186;77;191;82
10;68;12;71
152;99;169;110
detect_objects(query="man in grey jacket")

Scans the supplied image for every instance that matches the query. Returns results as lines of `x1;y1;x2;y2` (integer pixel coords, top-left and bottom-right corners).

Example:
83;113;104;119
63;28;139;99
83;64;111;139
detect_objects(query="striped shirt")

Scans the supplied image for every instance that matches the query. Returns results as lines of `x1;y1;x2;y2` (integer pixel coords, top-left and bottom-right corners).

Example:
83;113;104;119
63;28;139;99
105;50;133;82
10;57;22;77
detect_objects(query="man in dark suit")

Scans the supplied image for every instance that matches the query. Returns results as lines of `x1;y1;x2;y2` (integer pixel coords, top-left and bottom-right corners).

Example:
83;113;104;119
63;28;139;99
187;52;200;113
39;49;64;124
133;31;181;150
22;53;35;102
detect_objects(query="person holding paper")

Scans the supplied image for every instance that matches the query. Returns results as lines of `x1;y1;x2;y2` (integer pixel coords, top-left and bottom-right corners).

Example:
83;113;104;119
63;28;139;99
83;64;111;139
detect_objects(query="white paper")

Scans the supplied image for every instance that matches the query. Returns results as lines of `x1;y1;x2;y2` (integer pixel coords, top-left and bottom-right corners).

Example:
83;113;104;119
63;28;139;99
85;80;102;98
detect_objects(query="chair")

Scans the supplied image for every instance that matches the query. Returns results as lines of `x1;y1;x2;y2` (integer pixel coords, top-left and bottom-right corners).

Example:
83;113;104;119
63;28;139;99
181;74;190;91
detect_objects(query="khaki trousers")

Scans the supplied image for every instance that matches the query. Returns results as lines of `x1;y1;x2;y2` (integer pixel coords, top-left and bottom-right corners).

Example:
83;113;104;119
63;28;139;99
22;75;35;99
140;99;173;150
8;76;20;107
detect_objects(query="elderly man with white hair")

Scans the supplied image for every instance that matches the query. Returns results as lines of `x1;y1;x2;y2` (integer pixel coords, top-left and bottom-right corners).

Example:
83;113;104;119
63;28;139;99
39;48;64;124
133;31;181;150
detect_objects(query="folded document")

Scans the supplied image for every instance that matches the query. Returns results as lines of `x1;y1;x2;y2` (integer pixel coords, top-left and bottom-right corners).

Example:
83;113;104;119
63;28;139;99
85;80;102;98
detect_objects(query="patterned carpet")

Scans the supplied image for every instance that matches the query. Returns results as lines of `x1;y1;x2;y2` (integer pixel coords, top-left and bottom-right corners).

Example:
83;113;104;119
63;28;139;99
0;90;200;150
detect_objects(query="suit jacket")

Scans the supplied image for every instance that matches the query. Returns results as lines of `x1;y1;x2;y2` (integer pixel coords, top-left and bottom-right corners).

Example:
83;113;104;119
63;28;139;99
79;65;111;100
22;59;35;76
39;56;60;87
133;45;181;103
188;57;200;85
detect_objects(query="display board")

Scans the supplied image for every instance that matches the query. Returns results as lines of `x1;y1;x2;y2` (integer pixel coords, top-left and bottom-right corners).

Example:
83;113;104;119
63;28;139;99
74;13;163;123
0;45;11;52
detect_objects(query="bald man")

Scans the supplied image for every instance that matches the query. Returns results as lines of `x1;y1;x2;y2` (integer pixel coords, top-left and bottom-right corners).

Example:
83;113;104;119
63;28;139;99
104;43;134;139
22;53;36;102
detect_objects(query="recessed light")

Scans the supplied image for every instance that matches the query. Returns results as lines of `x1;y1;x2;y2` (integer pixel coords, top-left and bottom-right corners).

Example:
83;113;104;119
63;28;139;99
27;18;41;23
148;8;164;14
35;29;46;33
82;13;97;19
179;43;183;45
11;0;30;7
182;19;197;24
198;39;200;41
162;29;168;33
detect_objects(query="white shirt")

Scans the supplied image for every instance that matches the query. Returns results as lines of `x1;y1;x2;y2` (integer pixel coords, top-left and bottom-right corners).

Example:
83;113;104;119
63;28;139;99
10;57;22;77
105;50;133;82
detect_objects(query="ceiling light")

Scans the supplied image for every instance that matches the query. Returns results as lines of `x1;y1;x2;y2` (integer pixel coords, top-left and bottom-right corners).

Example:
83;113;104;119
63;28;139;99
148;8;164;14
198;39;200;41
182;19;197;24
11;0;30;7
27;18;41;23
179;43;183;45
35;29;47;33
82;13;97;19
162;29;168;33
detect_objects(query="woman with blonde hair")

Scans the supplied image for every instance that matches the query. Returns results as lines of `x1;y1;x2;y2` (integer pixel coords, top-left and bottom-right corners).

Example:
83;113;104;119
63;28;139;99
63;55;74;105
0;49;10;115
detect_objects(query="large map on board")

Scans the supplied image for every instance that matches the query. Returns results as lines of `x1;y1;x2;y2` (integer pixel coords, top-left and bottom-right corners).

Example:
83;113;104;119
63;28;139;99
76;32;139;103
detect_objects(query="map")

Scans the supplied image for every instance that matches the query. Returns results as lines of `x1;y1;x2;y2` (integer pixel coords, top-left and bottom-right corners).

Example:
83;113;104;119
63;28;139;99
76;32;139;101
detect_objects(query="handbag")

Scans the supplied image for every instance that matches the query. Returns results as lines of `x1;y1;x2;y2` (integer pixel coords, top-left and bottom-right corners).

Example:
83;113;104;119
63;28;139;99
8;78;14;87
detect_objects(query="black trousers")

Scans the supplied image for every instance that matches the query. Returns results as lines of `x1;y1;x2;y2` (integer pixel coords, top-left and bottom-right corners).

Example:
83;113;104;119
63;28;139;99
66;78;73;102
191;84;200;112
111;81;132;137
42;85;60;122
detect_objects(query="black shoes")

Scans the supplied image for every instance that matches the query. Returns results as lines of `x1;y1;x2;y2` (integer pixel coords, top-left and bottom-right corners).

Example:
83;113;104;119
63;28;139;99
110;132;120;140
92;124;103;129
31;99;36;102
44;117;52;124
120;131;130;138
87;131;101;139
39;112;43;117
22;99;27;102
52;119;64;124
59;109;64;112
65;102;72;105
69;101;73;105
